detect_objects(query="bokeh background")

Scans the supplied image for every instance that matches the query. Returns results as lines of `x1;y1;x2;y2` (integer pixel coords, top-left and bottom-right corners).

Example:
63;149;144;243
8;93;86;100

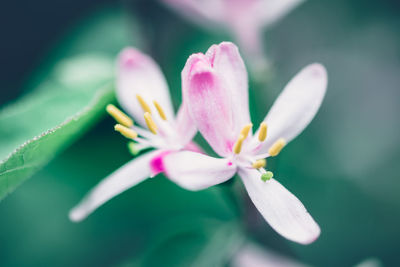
0;0;399;266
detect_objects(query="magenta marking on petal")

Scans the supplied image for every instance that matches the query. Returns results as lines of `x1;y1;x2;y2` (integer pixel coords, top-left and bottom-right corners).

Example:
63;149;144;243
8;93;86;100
149;151;171;177
227;161;233;166
226;140;234;152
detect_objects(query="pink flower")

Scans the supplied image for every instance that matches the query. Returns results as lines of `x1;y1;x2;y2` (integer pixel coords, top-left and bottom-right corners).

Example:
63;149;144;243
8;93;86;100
162;0;304;69
160;42;327;244
69;47;198;222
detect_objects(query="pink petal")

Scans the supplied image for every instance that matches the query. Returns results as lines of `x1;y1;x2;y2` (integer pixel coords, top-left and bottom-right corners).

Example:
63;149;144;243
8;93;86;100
183;141;204;154
239;168;320;244
162;151;237;191
205;42;251;132
69;151;157;222
183;43;250;156
116;47;174;126
255;63;327;154
174;102;197;146
184;55;235;156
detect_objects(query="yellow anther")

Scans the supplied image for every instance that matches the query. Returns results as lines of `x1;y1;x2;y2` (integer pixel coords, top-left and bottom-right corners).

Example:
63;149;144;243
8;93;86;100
240;123;253;139
144;112;158;134
258;122;268;142
114;124;138;139
153;100;167;121
106;104;133;127
136;94;151;114
252;159;267;169
233;134;246;154
269;138;286;157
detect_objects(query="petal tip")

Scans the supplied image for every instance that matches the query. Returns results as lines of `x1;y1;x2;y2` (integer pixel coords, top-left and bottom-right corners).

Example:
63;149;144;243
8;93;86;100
294;221;321;245
68;208;86;223
307;63;327;79
118;47;146;68
183;53;211;77
206;41;241;65
189;60;214;78
218;41;239;50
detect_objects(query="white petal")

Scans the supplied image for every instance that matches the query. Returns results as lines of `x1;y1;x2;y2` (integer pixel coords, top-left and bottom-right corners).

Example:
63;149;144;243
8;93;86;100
163;151;237;191
182;43;251;157
255;0;305;28
232;242;310;267
255;63;327;154
162;0;226;29
174;102;197;146
239;168;320;244
116;48;174;127
205;42;251;133
69;152;156;222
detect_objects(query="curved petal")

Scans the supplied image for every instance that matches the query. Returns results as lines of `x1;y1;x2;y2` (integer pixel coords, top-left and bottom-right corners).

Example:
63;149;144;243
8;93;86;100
255;0;305;28
174;102;197;146
239;168;320;244
162;151;237;191
69;152;156;222
230;19;265;67
183;43;250;156
162;0;225;29
184;55;235;156
255;63;327;154
116;48;174;127
206;42;251;131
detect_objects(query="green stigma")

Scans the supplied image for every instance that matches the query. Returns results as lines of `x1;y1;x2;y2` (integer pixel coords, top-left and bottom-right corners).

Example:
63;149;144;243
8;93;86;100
128;142;140;156
261;171;273;182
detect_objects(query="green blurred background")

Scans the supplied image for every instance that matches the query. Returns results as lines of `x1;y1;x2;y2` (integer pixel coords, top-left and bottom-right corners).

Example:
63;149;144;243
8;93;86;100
0;0;399;266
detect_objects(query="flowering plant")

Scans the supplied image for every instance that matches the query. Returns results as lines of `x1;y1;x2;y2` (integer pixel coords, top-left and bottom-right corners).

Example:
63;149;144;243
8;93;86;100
70;42;327;245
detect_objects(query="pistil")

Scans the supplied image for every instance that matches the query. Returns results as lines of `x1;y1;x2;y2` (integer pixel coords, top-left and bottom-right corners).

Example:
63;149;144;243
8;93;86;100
261;171;274;181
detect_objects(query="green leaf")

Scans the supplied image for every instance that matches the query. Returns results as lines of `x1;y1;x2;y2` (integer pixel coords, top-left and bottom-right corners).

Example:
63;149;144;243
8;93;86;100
0;7;138;201
125;218;244;267
0;82;114;201
0;127;240;265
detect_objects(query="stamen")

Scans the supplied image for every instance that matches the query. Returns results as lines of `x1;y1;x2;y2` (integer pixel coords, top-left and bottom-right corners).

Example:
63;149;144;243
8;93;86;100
106;104;133;127
136;94;151;114
268;138;286;156
144;112;158;134
252;159;267;169
153;100;167;121
233;134;245;154
240;123;253;139
258;122;268;142
114;124;138;139
261;171;273;182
